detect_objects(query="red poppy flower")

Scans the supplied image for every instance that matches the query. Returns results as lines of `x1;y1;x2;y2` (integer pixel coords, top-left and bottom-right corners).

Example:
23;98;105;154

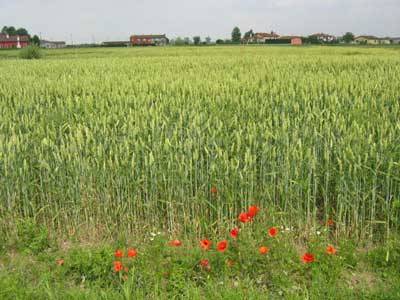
217;240;228;252
210;186;218;195
259;246;269;255
301;253;315;263
268;227;278;237
230;228;239;238
114;249;124;258
247;205;260;218
326;245;337;255
56;259;64;266
169;239;182;247
114;261;123;272
200;239;212;250
200;259;210;270
326;219;335;226
127;248;137;258
238;212;252;223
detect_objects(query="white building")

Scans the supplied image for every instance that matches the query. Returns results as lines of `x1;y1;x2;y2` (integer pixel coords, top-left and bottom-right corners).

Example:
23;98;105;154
40;40;66;49
309;33;337;43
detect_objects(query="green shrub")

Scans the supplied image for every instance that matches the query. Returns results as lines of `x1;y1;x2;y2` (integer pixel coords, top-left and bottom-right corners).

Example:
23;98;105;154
19;45;43;60
62;246;114;285
367;239;400;271
16;219;50;254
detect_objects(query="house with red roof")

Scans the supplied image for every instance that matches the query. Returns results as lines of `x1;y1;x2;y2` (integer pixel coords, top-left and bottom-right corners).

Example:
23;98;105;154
248;31;280;43
0;34;30;49
130;34;168;46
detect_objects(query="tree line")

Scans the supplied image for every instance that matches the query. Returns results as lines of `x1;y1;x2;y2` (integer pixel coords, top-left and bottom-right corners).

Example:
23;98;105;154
233;27;356;44
170;27;355;46
1;24;357;47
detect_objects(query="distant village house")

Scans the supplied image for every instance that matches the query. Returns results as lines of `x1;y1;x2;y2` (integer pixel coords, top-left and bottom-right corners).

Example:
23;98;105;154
246;31;280;43
0;34;30;49
40;40;66;49
130;34;168;46
379;38;392;45
290;37;302;45
275;36;303;45
354;36;391;45
391;37;400;44
309;33;336;43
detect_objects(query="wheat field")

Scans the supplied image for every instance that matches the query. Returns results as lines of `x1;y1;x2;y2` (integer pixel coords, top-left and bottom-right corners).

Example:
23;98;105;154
1;46;399;239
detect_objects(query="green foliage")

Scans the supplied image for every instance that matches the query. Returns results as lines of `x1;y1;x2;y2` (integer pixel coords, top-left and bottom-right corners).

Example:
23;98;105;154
173;37;185;46
343;32;355;43
307;35;322;44
231;27;241;43
193;36;201;45
16;28;29;35
19;45;43;59
1;26;29;36
15;219;50;254
0;230;399;299
62;246;115;285
367;239;400;271
30;34;40;46
243;29;254;41
2;26;16;35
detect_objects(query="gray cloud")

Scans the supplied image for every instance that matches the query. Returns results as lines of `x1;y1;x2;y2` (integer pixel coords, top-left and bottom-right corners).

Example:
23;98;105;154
0;0;399;43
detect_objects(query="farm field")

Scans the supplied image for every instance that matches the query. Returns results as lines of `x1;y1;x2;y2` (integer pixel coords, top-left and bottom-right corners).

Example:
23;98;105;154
0;46;400;299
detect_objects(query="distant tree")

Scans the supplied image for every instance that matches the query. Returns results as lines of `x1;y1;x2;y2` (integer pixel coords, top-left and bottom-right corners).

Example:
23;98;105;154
231;27;241;43
31;35;40;46
307;35;321;44
1;26;30;36
243;29;254;41
174;37;185;46
216;39;224;44
6;26;16;35
193;36;201;45
205;36;212;44
16;28;29;35
184;37;191;45
342;32;355;43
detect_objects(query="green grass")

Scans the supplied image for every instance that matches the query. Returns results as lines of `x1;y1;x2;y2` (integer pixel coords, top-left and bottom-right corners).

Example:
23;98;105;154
1;214;399;299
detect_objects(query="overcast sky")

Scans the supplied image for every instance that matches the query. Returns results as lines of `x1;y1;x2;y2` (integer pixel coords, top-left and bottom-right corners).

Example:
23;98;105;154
1;0;399;43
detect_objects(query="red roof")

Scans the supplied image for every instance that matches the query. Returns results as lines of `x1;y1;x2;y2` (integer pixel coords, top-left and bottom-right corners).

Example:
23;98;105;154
0;34;30;42
131;34;166;39
254;32;280;38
